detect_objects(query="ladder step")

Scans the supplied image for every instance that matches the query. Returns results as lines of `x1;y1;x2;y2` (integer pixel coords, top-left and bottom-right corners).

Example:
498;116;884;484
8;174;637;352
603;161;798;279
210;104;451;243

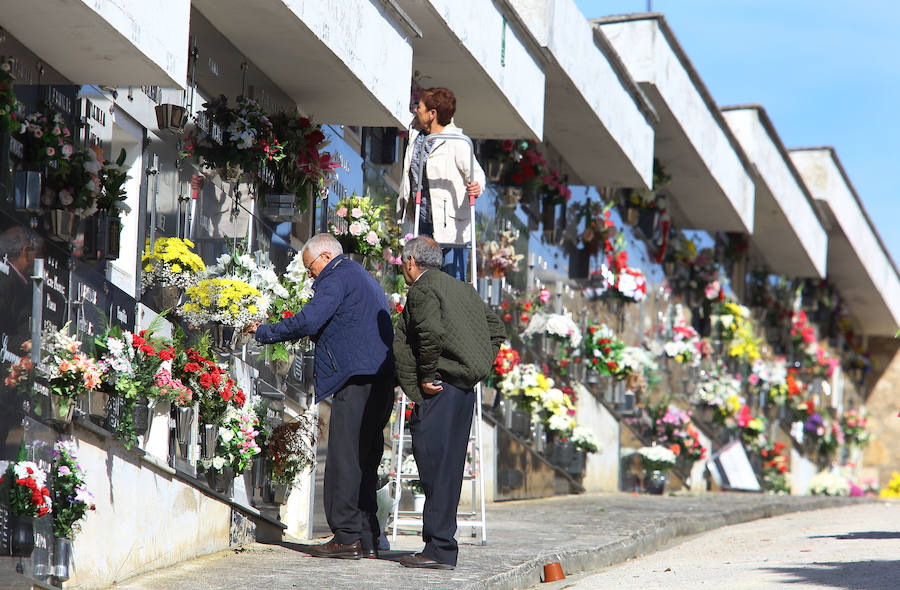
391;518;486;528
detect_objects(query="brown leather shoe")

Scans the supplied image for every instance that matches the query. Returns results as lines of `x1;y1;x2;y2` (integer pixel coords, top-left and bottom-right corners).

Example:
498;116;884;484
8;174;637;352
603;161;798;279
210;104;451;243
398;552;455;570
306;539;361;560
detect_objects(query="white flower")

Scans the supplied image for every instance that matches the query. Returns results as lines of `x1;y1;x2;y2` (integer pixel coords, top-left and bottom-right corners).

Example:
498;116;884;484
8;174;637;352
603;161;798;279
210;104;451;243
349;222;364;236
211;456;226;470
351;207;364;218
219;427;235;443
365;231;379;246
790;421;804;445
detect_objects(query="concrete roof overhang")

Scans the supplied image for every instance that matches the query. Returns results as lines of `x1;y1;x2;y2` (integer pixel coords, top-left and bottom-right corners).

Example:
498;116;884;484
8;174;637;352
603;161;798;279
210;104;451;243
508;0;656;188
722;106;828;278
595;14;755;232
790;147;900;335
193;0;414;126
1;0;189;87
394;0;545;139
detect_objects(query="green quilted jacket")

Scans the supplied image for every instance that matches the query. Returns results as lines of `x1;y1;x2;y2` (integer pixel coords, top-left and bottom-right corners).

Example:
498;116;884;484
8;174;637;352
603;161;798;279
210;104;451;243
393;269;506;403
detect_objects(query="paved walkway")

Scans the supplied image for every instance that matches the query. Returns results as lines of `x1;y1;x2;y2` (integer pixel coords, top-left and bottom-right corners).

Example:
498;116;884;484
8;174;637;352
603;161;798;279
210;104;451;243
109;493;866;590
561;502;899;589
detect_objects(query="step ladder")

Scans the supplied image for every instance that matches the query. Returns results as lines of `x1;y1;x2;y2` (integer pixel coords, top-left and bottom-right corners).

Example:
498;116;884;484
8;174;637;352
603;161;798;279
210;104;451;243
388;384;488;545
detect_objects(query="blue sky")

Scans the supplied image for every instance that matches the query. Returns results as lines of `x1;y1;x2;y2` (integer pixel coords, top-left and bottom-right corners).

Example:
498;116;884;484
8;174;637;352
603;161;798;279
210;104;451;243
575;0;900;265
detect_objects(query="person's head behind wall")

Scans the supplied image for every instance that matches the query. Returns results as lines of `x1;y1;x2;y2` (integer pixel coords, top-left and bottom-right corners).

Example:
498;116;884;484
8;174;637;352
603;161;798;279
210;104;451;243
301;233;343;278
421;88;456;126
0;226;43;276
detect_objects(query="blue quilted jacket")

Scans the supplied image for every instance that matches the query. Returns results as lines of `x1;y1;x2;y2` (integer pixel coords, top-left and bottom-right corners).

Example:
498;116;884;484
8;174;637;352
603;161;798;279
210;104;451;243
254;254;394;401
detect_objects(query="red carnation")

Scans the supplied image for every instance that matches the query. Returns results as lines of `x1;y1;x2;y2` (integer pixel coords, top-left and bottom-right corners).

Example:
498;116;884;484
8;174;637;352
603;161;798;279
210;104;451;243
139;344;156;357
210;372;222;386
606;361;617;371
199;373;213;389
503;313;512;323
221;389;233;402
158;348;174;361
282;311;294;319
131;334;145;347
184;362;202;373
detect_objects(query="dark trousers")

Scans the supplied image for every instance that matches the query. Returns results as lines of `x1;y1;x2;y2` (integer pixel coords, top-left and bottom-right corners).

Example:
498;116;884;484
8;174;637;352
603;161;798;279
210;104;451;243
323;374;394;549
409;382;475;566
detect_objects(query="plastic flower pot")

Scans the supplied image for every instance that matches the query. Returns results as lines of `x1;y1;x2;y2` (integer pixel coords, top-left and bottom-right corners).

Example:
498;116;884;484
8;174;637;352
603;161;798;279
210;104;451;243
543;562;565;582
52;536;73;581
413;493;426;513
9;515;35;557
566;449;586;477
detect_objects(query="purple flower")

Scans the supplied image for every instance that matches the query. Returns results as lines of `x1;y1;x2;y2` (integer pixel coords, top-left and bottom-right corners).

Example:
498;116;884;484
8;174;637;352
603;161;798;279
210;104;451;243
804;413;824;433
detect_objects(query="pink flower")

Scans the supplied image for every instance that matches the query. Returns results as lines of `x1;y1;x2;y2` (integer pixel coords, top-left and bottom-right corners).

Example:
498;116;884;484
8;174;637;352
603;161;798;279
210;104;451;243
351;207;364;219
46;147;55;157
336;207;348;218
748;374;760;386
349;222;363;236
539;289;551;304
705;280;720;300
365;231;379;246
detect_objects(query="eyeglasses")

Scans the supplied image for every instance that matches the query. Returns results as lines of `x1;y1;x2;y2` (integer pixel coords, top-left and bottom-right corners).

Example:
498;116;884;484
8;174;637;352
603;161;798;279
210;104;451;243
304;253;324;272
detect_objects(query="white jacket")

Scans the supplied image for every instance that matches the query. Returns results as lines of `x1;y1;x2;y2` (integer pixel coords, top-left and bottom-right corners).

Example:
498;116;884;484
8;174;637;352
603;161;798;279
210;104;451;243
396;123;486;245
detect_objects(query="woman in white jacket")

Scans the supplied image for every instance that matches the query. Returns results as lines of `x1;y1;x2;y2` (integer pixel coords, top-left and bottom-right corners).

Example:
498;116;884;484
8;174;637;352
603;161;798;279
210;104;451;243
396;87;486;282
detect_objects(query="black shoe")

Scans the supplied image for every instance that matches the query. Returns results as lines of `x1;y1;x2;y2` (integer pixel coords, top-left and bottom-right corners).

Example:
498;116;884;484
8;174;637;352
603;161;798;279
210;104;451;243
306;539;362;560
361;547;378;559
398;553;455;570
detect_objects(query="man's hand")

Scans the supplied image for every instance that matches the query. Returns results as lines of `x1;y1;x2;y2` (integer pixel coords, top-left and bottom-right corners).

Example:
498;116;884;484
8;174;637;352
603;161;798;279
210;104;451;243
421;381;443;395
466;182;481;198
243;321;261;335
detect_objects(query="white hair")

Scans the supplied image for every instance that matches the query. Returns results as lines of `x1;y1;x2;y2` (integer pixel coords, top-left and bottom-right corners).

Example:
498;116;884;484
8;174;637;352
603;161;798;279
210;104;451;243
302;233;343;259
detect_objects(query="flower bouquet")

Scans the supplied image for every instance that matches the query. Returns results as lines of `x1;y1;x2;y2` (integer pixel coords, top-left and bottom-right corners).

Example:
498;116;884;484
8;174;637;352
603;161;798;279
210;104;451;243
401;454;425;496
522;311;583;357
52;441;95;539
606;248;647;303
329;194;387;259
174;345;244;428
540;167;571;205
265;112;339;209
1;451;51;557
481;229;524;279
571;425;600;454
712;301;760;362
0;60;23;133
141;237;206;311
536;386;577;436
268;412;318;488
95;325;183;446
16;111;74;171
200;404;261;476
261;249;315;370
581;323;625;378
692;363;743;423
498;363;552;416
180;278;268;349
492;344;521;384
808;469;850;496
182;95;284;179
840;409;870;449
37;325;103;423
647;404;706;463
638;445;677;494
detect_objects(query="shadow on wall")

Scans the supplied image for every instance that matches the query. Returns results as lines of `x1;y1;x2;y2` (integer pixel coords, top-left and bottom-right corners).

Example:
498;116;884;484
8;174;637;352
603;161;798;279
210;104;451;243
761;560;900;590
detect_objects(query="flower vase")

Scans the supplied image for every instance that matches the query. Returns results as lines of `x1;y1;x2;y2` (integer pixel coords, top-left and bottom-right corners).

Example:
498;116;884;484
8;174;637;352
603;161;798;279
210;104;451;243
566;449;587;477
144;284;182;312
132;400;152;438
49;208;77;241
643;470;668;495
210;323;252;353
48;393;75;425
413;493;426;513
206;466;235;494
175;405;194;446
9;515;35;557
85;389;109;421
272;354;293;378
509;410;532;438
270;483;291;505
551;440;575;468
586;370;599;385
52;536;73;581
200;423;217;460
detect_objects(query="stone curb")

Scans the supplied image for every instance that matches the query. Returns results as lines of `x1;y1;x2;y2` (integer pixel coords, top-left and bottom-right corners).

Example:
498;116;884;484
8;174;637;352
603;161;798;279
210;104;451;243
463;496;870;590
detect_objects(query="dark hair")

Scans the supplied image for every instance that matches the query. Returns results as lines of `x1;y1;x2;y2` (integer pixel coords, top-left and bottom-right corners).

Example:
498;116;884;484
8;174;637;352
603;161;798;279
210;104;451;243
420;87;456;126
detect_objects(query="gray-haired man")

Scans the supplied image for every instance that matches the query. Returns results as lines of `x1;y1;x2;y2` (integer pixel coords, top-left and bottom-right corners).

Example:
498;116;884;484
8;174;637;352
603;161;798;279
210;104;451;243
392;237;504;569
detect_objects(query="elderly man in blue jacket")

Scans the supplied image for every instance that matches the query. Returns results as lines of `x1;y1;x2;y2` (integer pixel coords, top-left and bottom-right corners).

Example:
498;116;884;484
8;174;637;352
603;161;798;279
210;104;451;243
247;233;394;560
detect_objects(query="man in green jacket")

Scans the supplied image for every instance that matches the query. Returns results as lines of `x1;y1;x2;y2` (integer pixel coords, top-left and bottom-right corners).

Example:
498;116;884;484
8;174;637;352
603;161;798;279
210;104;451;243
393;237;505;569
